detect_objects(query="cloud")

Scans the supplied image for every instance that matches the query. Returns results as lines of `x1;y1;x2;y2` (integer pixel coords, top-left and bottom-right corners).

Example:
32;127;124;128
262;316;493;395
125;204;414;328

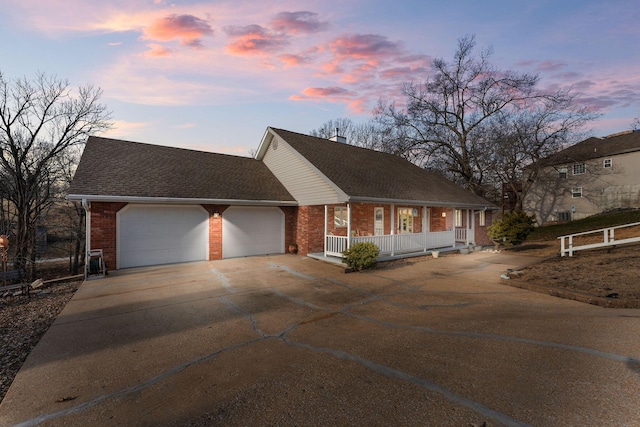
299;86;356;98
144;14;213;48
225;24;287;55
329;34;402;63
102;120;151;140
144;43;172;57
108;41;122;46
278;53;313;67
270;11;329;34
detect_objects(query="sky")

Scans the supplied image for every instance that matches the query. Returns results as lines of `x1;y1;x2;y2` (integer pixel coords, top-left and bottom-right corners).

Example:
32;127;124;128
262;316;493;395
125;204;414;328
0;0;638;156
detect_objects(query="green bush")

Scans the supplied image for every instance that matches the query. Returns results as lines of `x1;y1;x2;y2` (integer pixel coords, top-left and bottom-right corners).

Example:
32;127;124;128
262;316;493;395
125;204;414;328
342;242;380;271
487;210;536;246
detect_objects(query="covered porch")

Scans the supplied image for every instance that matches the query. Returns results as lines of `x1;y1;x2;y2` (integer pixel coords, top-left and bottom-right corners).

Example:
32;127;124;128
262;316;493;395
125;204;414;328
318;202;484;259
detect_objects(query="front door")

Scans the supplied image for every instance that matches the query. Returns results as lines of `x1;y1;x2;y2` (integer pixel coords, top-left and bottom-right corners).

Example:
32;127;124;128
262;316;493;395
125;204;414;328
374;207;384;235
397;208;414;234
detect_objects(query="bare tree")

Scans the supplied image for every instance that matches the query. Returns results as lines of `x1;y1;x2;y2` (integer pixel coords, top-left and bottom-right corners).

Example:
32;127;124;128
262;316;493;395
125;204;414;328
632;115;640;131
0;71;111;276
309;117;401;153
374;34;595;200
489;94;597;210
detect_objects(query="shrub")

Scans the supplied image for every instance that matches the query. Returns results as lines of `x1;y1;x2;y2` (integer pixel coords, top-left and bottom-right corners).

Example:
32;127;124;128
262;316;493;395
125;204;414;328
342;242;380;271
487;210;536;246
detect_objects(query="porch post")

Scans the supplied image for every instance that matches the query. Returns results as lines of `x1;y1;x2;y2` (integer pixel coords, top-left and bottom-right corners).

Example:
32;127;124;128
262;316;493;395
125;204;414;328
466;209;470;245
471;209;475;246
390;204;395;256
324;205;328;257
452;207;456;248
346;203;351;249
422;205;427;252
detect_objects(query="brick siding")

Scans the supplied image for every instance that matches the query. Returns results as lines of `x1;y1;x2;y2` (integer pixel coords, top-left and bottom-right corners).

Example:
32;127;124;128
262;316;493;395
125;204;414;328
89;202;128;270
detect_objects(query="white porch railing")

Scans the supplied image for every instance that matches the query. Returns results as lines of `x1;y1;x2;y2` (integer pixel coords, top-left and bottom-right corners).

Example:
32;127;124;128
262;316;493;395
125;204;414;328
558;221;640;257
455;227;467;243
325;230;456;258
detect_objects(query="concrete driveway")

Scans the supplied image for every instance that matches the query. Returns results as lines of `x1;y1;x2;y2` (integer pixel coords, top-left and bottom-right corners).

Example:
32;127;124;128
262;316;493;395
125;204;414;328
1;252;639;426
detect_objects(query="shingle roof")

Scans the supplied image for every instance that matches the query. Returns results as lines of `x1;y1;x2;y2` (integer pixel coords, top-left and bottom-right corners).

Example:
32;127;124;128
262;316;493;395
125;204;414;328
69;136;295;202
538;130;640;167
270;128;494;207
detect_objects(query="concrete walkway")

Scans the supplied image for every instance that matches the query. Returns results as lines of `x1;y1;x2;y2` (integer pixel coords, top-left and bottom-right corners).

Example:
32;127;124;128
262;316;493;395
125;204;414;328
1;251;639;426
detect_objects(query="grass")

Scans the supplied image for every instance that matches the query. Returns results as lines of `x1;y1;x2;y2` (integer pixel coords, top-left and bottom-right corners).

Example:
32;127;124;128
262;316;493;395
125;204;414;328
526;209;640;242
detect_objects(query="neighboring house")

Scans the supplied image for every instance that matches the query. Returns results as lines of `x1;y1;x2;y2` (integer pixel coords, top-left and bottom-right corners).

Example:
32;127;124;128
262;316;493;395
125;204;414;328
68;127;496;270
524;130;640;224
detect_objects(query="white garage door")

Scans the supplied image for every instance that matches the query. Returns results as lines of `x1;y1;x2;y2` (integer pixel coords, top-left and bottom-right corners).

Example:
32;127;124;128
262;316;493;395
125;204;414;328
117;205;209;269
222;206;284;258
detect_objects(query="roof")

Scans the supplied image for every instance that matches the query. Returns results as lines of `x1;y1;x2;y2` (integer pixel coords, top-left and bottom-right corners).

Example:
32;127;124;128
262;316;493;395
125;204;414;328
68;136;296;204
538;130;640;167
269;128;494;208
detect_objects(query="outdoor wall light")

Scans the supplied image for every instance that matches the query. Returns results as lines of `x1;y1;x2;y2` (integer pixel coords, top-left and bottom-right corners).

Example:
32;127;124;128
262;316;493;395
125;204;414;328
213;212;220;219
441;212;447;217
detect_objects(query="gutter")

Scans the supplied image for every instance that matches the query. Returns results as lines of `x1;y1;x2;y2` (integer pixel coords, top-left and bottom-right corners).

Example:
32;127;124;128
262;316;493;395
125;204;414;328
66;194;298;206
348;196;497;210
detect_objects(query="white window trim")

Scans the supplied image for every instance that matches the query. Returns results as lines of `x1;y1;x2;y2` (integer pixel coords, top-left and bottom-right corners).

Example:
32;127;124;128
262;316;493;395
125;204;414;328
478;210;486;227
558;167;568;179
455;209;463;227
571;187;583;198
334;206;348;227
573;163;586;175
603;158;612;168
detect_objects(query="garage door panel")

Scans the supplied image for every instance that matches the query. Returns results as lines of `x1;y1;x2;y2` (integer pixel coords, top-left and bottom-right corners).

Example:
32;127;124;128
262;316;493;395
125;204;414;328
118;205;208;269
222;207;284;258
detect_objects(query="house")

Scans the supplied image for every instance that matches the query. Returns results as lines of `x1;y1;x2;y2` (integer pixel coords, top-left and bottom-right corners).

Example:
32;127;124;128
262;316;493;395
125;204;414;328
67;127;496;270
524;129;640;224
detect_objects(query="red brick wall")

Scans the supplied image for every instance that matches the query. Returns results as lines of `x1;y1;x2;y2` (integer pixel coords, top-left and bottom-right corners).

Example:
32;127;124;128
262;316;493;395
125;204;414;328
280;206;296;253
202;205;229;260
89;202;128;270
474;210;494;246
293;205;325;255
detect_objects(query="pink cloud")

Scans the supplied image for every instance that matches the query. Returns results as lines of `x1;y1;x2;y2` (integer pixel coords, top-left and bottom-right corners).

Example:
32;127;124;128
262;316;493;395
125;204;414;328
380;66;429;79
225;24;287;55
270;11;329;34
537;60;567;72
278;53;312;67
300;86;356;98
329;34;401;63
144;43;172;57
145;14;213;48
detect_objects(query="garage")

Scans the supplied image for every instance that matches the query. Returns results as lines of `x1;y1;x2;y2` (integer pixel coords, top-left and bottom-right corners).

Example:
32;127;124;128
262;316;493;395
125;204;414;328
117;205;209;269
222;206;284;258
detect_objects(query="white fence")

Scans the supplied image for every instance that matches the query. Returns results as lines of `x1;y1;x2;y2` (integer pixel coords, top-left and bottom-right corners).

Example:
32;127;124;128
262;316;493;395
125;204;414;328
558;221;640;257
325;230;456;257
455;227;467;243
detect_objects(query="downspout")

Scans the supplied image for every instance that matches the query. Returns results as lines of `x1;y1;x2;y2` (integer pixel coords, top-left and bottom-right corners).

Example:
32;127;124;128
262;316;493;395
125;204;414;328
324;205;328;257
81;199;90;279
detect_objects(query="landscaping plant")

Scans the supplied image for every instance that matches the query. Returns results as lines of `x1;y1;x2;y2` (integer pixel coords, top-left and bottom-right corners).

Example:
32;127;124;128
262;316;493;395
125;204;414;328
342;242;380;271
488;210;536;246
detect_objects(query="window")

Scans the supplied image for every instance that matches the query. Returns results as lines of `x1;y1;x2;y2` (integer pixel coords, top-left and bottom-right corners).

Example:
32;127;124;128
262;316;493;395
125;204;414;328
557;211;572;221
603;158;612;168
334;206;348;227
397;208;415;234
455;209;463;227
374;207;384;236
479;210;486;226
573;163;586;175
571;187;582;198
558;167;568;179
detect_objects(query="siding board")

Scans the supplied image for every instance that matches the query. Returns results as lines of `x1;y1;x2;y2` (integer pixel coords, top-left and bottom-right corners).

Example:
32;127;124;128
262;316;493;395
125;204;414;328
263;136;343;205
